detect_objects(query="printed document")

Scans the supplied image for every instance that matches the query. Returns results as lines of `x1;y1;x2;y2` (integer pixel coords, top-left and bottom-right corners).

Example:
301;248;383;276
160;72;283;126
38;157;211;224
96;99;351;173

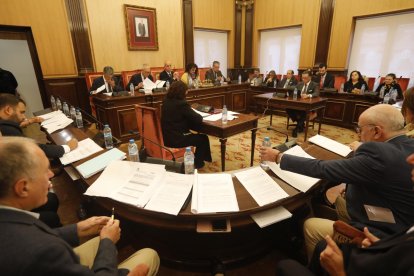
308;134;352;157
59;138;103;165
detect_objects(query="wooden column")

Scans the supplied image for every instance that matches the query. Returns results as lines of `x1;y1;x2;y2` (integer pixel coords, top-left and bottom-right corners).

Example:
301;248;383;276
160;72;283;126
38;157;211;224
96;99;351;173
234;4;242;68
314;0;334;68
244;3;254;68
182;0;194;65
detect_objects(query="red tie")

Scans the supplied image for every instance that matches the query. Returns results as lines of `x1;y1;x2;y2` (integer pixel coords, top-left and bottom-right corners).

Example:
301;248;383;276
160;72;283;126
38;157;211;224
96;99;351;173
320;76;324;88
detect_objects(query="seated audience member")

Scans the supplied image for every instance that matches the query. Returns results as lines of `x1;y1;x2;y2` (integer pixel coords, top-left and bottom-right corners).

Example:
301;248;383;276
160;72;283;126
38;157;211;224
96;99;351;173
0;68;18;95
0;137;159;275
128;64;154;90
159;60;174;86
263;70;278;87
161;81;212;168
89;66;123;95
247;69;263;86
0;94;78;159
314;63;335;89
260;104;414;260
344;70;368;94
286;70;320;137
402;87;414;137
376;73;403;99
204;61;230;85
278;69;298;89
181;63;200;88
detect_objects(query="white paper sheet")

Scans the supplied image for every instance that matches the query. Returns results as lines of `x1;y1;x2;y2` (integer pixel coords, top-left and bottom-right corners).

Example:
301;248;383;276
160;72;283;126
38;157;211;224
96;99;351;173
37;110;63;120
40;112;73;134
308;134;352;157
59;138;103;165
76;148;126;178
192;108;211;117
191;172;239;214
251;206;292;228
235;167;289;206
203;113;238;122
143;78;165;90
268;145;320;193
145;172;193;215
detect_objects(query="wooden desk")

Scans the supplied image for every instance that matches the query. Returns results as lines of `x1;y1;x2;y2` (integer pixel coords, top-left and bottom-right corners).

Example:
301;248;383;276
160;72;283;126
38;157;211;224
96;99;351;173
254;93;327;141
201;113;258;171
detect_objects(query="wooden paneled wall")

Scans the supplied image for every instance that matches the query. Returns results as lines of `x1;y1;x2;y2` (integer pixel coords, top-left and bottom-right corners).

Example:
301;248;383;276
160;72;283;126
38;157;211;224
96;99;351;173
328;0;414;71
192;0;235;68
253;0;322;70
0;0;77;77
84;0;184;72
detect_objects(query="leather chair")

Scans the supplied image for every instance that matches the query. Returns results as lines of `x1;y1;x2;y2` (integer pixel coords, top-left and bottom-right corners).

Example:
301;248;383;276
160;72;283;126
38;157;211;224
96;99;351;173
334;75;347;91
84;72;103;117
121;69;141;89
150;67;164;80
379;77;410;92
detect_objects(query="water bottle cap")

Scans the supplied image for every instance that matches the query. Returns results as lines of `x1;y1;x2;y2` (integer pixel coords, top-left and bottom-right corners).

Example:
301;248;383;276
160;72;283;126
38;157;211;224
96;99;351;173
104;124;109;127
223;104;227;108
264;137;270;141
186;147;191;151
129;139;134;143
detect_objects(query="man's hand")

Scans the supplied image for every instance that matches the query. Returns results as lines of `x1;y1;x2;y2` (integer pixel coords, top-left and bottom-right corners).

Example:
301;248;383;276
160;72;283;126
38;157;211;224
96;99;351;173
67;138;78;150
77;216;110;238
320;235;346;276
127;264;149;276
109;79;115;88
361;227;380;248
137;82;144;89
100;219;121;244
259;147;279;162
349;141;362;152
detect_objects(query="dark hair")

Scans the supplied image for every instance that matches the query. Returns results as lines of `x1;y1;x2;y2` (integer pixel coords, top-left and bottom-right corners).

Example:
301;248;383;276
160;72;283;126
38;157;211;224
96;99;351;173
402;87;414;120
269;70;276;75
319;63;327;69
0;93;19;110
185;63;199;76
212;61;220;66
166;81;188;100
348;70;364;82
287;69;295;75
386;73;397;79
302;70;311;77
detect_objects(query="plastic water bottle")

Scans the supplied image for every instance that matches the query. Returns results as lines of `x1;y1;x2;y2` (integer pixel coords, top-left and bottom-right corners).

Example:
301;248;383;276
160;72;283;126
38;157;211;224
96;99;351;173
360;84;366;95
273;80;277;88
238;74;242;84
56;98;62;111
222;105;228;124
379;86;385;98
50;95;56;111
339;83;344;93
383;93;390;104
75;108;83;128
129;83;134;95
184;147;195;174
103;124;113;149
293;88;298;100
166;80;170;89
70;106;76;121
260;137;271;170
128;139;139;162
63;102;70;117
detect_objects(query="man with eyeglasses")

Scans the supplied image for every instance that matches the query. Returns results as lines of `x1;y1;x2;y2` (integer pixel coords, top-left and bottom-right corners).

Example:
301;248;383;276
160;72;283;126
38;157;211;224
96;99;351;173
260;104;414;261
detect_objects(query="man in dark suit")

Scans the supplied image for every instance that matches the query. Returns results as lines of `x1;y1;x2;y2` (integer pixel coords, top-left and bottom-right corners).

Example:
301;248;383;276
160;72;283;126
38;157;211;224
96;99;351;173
278;69;298;89
89;66;123;95
128;64;154;90
286;70;320;137
205;61;230;85
0;137;160;275
260;104;414;260
313;63;335;89
159;60;174;86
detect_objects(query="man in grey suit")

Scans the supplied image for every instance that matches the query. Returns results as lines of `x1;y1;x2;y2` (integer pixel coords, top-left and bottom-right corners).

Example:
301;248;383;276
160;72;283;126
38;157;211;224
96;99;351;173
278;69;298;89
204;61;229;85
286;70;320;137
0;137;159;275
260;104;414;260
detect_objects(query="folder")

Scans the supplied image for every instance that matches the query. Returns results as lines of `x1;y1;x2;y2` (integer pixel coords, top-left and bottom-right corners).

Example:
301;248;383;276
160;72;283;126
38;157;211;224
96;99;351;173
76;148;126;178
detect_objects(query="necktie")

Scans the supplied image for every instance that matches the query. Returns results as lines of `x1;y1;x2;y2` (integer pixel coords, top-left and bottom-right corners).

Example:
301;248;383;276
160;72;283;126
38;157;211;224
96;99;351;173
303;83;308;94
320;75;324;88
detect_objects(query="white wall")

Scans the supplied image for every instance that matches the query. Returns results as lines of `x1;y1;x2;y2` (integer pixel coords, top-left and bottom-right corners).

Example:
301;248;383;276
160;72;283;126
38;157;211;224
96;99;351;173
0;39;43;117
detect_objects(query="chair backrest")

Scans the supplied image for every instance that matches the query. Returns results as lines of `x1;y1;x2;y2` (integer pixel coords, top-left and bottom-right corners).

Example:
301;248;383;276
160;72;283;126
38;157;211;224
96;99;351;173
380;77;411;92
198;67;210;81
121;70;141;88
134;104;168;159
367;77;376;91
174;68;185;78
85;72;103;91
334;75;347;90
151;67;164;80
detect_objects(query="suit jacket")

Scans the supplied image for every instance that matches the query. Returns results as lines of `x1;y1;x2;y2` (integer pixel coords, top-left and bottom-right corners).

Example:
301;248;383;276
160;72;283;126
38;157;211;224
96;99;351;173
280;135;414;237
161;98;203;147
159;70;174;86
313;72;335;88
263;77;278;88
0;120;65;159
344;80;368;93
205;69;224;83
278;77;298;89
375;82;403;99
0;209;127;276
127;73;154;88
89;76;123;94
295;81;320;97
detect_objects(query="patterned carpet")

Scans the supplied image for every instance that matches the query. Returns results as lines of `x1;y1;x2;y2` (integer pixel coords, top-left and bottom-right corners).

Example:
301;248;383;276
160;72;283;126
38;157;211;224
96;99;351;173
198;114;359;173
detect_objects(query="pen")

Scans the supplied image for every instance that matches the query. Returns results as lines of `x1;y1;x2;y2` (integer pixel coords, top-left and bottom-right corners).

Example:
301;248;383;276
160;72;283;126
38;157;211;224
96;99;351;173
111;207;115;220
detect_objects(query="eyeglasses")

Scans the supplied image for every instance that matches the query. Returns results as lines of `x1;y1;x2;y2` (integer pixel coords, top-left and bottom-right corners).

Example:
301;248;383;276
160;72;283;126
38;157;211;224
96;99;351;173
355;124;376;134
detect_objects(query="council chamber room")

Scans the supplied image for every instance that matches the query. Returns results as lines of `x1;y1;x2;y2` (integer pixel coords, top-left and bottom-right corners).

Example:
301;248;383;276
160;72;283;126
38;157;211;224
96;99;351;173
1;0;414;275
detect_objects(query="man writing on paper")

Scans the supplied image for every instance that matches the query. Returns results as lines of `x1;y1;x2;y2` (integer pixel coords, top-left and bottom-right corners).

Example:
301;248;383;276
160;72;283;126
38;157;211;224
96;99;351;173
0;137;160;275
260;104;414;260
89;66;123;95
128;64;154;90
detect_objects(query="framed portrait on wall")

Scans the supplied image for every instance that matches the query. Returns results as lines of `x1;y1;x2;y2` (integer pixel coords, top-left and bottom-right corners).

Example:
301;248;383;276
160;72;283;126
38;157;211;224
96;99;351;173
124;5;158;50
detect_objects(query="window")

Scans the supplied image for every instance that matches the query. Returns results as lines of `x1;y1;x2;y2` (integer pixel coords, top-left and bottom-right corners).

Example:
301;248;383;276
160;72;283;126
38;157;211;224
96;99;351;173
348;12;414;89
194;30;228;76
259;26;301;75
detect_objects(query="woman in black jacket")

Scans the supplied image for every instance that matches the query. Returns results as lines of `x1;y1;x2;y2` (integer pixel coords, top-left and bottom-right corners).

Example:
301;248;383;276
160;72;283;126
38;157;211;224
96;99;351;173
161;81;212;168
344;70;368;94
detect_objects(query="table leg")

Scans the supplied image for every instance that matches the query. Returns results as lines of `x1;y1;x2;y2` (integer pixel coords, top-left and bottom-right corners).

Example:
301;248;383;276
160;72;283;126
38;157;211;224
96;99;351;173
220;138;227;171
251;128;257;167
304;113;310;141
318;107;325;134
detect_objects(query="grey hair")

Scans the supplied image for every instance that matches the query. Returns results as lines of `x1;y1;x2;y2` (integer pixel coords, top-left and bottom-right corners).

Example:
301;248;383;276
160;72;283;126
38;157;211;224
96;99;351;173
103;66;114;75
363;104;405;132
0;137;38;198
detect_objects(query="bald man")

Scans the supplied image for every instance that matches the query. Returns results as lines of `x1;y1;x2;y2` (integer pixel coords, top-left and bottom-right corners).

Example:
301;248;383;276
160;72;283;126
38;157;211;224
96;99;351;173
260;104;414;259
127;64;154;90
159;60;174;86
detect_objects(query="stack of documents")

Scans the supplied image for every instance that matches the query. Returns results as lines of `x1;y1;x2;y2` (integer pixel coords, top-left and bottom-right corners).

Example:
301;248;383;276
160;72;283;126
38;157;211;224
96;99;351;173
203;111;239;122
39;110;73;134
268;145;320;192
308;134;352;157
251;206;292;228
191;171;239;214
143;78;165;90
235;167;289;206
59;138;103;165
76;148;126;178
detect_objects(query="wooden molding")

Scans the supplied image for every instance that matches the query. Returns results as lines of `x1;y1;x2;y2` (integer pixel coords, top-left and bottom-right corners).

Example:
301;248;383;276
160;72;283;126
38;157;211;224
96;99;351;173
182;0;194;65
